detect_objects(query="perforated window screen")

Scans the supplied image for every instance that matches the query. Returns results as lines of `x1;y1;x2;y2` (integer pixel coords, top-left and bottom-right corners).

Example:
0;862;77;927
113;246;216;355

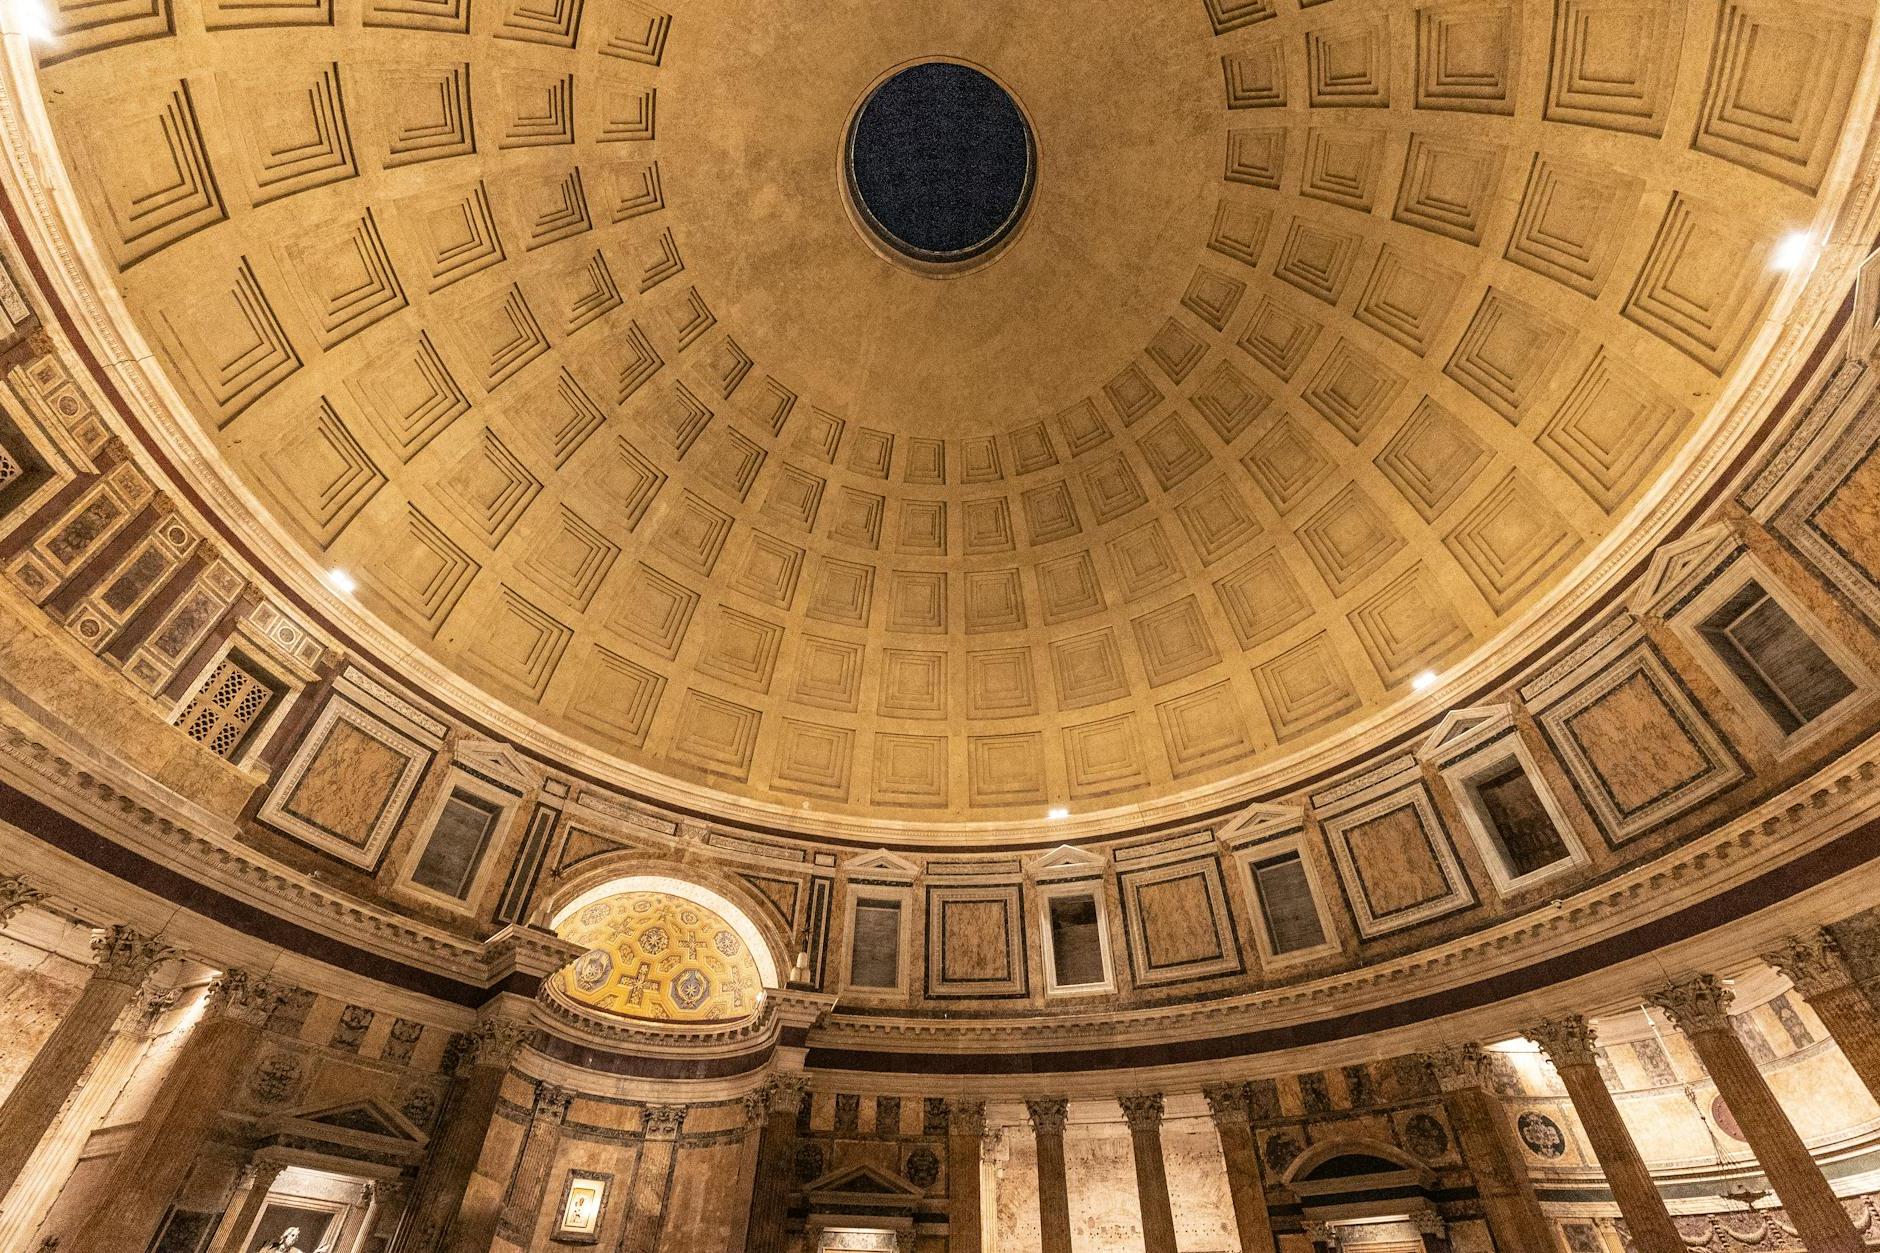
173;654;280;760
849;899;902;989
0;444;19;488
1253;853;1326;955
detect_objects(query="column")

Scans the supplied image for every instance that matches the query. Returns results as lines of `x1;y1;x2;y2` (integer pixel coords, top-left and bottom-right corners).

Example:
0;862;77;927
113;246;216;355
211;1159;286;1253
330;1180;377;1253
722;1089;767;1253
1525;1015;1683;1253
620;1105;686;1253
1421;1043;1558;1253
744;1074;808;1253
0;923;171;1196
1650;974;1863;1253
1203;1083;1277;1253
488;1080;572;1248
362;1179;410;1253
1026;1096;1072;1253
1763;930;1880;1104
66;967;288;1253
403;1011;532;1252
1119;1093;1178;1253
946;1098;986;1253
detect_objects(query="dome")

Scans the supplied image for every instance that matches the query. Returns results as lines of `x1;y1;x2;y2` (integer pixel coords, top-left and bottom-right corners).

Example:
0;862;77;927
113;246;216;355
552;889;765;1023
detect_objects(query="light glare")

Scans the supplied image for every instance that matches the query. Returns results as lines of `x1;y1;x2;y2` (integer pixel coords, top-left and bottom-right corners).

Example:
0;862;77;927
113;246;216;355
325;567;359;595
1412;670;1439;692
10;0;51;40
1046;806;1069;820
1771;232;1817;273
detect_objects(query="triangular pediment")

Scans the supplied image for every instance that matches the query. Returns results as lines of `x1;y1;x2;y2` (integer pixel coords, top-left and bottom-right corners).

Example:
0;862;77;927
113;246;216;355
1216;801;1305;845
1033;844;1103;878
282;1097;426;1146
846;849;919;879
1629;524;1740;617
805;1163;924;1200
1415;705;1513;762
454;737;535;791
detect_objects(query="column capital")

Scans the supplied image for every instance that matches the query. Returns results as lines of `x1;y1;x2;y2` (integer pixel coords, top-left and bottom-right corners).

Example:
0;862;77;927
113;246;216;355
1201;1082;1249;1127
202;968;289;1027
530;1081;572;1123
1648;973;1734;1035
1026;1095;1069;1135
89;924;173;986
1421;1041;1488;1091
947;1097;987;1137
1303;1219;1342;1247
373;1177;408;1202
0;872;44;926
741;1087;771;1130
1762;929;1856;997
465;1012;533;1070
642;1103;687;1138
236;1158;286;1193
765;1072;809;1116
1410;1207;1446;1237
1118;1091;1164;1133
1525;1014;1600;1068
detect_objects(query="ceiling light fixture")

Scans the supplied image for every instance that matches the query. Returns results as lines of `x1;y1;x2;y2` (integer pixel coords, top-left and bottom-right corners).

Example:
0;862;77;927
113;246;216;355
9;0;50;41
325;568;359;596
1046;806;1069;820
1770;232;1818;273
1412;670;1439;692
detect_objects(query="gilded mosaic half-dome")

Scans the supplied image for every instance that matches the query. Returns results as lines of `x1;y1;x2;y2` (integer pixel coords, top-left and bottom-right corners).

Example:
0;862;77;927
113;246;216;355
551;889;764;1023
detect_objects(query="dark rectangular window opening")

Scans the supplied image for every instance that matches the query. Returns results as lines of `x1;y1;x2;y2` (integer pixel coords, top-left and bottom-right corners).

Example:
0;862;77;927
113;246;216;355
1046;893;1106;987
849;899;902;989
1699;580;1855;735
1471;760;1569;879
1252;852;1326;955
0;414;53;520
411;789;504;899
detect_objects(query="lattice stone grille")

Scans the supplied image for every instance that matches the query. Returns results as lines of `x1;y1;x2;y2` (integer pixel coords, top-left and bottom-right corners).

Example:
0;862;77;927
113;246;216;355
174;656;276;758
0;443;20;489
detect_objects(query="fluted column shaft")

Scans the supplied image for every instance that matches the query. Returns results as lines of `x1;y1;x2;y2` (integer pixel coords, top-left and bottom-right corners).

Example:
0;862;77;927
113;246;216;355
745;1075;807;1253
0;924;169;1197
488;1080;571;1249
405;1014;531;1253
1027;1097;1073;1253
1765;930;1880;1106
66;969;284;1253
1120;1093;1178;1253
1203;1083;1276;1253
621;1106;686;1253
1652;975;1862;1253
1527;1016;1682;1253
364;1180;411;1253
947;1099;987;1253
210;1160;286;1253
1422;1044;1558;1253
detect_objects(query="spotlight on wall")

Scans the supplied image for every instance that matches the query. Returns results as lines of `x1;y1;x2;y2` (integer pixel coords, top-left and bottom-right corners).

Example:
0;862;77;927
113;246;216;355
1770;232;1818;273
1412;670;1439;692
1046;806;1069;821
325;567;359;595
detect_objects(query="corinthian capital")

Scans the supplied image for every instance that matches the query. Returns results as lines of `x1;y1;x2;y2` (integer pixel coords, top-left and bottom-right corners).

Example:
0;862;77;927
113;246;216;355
203;968;289;1027
642;1104;687;1138
89;924;173;986
0;872;44;926
530;1081;572;1123
1118;1091;1164;1133
766;1073;809;1116
1025;1096;1068;1135
947;1098;987;1137
1648;974;1734;1035
1421;1042;1488;1091
1201;1082;1249;1127
1524;1014;1600;1068
1761;929;1854;997
468;1014;533;1069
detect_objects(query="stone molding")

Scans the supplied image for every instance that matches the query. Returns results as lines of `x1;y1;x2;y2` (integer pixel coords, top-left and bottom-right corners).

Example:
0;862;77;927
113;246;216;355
1762;928;1856;996
88;923;172;986
1026;1096;1068;1135
1649;973;1735;1035
1118;1091;1164;1133
1524;1014;1600;1069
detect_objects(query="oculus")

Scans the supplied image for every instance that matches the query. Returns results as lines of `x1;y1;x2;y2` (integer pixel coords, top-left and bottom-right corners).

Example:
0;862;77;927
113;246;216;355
843;60;1036;273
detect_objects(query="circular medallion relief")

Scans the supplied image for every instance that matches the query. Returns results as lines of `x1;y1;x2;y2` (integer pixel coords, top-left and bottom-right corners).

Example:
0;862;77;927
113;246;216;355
843;60;1036;274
